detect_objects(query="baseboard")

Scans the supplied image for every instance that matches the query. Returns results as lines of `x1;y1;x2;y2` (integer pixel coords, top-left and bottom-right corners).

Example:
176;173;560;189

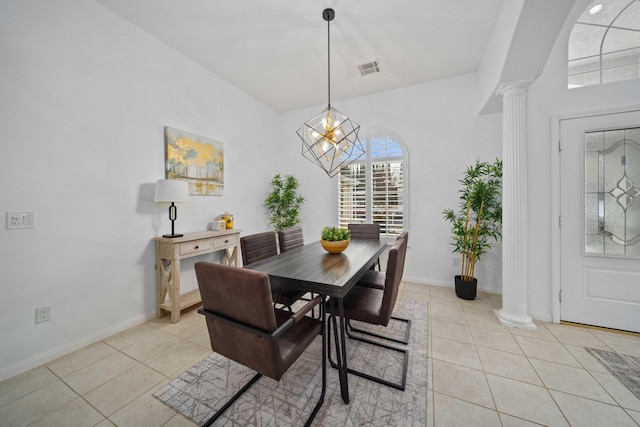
530;312;553;323
402;276;452;288
403;276;502;295
403;278;553;324
0;310;157;383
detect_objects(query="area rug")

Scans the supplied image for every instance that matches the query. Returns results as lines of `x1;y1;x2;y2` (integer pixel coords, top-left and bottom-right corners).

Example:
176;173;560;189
154;299;428;426
587;348;640;400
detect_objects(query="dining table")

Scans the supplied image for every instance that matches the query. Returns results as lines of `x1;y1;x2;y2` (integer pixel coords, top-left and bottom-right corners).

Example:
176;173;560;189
244;238;388;404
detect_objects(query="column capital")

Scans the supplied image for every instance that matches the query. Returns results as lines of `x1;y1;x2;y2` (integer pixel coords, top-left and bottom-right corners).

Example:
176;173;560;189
496;78;535;98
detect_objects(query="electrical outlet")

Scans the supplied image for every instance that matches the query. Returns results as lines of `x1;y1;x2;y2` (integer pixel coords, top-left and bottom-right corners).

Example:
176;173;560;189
6;212;34;229
35;306;50;324
452;257;460;267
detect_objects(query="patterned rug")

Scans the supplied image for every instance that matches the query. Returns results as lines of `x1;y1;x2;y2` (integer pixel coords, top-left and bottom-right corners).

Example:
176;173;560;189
154;299;428;426
587;348;640;400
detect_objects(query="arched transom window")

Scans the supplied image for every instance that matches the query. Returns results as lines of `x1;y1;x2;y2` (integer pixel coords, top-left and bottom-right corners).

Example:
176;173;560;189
568;0;640;88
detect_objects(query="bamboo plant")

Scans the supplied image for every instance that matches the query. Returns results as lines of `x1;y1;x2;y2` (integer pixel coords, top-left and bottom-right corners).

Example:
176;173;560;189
443;159;503;282
264;174;305;231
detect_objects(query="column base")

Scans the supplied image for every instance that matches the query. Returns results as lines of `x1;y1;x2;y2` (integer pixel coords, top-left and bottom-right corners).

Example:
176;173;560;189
495;309;538;331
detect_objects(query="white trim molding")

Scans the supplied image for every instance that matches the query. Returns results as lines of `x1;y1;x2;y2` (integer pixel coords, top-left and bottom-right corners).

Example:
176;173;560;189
550;104;640;324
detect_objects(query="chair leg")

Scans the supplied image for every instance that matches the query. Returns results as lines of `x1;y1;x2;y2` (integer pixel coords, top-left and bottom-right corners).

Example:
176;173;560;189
204;301;326;427
272;289;295;312
369;257;381;271
202;373;261;427
327;314;409;391
307;293;321;320
346;316;411;345
305;296;327;427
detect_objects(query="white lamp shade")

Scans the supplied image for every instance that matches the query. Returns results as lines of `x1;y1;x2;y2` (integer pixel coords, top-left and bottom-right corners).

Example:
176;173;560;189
154;179;190;203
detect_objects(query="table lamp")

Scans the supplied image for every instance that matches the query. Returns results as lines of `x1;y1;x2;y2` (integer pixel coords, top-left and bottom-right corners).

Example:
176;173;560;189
154;179;190;238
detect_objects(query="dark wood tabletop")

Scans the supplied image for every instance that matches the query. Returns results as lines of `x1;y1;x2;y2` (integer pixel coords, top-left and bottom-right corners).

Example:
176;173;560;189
244;239;387;298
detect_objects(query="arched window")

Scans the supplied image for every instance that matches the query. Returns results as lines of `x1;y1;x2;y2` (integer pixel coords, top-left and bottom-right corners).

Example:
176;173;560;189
338;128;409;237
568;0;640;88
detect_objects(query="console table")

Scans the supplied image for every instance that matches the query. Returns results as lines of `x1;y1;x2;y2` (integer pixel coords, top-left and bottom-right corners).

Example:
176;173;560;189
154;229;242;322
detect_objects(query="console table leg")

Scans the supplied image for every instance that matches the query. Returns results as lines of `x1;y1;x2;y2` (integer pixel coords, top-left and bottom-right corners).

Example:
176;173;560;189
157;259;171;318
221;246;239;267
170;258;181;322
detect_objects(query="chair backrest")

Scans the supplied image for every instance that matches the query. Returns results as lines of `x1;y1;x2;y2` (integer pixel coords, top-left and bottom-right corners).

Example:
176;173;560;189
278;225;304;253
195;262;284;378
396;231;408;245
240;231;278;266
348;223;380;240
379;237;408;325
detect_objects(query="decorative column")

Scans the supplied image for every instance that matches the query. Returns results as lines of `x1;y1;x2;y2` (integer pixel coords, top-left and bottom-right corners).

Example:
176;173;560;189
495;80;537;330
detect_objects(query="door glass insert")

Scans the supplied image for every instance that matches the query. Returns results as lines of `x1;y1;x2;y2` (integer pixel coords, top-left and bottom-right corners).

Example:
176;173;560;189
585;127;640;256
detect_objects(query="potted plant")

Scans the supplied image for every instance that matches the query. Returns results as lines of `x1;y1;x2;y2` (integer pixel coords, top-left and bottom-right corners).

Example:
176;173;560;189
264;174;305;231
442;159;502;300
320;226;351;253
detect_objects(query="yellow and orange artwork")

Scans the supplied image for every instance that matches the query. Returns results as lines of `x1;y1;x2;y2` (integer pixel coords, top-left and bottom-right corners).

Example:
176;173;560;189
164;127;224;196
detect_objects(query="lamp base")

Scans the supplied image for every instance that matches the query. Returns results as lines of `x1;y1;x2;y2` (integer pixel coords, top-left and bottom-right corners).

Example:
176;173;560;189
162;233;183;238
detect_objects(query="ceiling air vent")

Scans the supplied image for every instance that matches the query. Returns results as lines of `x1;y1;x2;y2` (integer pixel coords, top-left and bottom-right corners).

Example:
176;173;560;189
358;60;381;76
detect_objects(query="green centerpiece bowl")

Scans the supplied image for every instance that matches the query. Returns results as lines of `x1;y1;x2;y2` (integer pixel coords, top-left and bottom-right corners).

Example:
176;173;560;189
320;226;351;253
321;239;350;253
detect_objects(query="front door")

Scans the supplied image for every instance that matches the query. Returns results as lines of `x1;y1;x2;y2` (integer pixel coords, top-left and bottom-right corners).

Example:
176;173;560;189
560;109;640;332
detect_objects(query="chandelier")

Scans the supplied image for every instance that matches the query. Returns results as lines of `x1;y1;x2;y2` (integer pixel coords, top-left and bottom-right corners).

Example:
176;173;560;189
297;8;365;178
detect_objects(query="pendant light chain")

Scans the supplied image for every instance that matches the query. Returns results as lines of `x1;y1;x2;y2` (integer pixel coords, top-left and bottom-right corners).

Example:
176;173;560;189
327;15;331;108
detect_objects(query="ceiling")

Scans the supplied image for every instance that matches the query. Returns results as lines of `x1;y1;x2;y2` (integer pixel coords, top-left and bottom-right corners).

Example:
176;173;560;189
95;0;506;112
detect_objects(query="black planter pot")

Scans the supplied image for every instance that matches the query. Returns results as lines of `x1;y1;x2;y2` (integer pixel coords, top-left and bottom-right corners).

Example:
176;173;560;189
455;275;477;300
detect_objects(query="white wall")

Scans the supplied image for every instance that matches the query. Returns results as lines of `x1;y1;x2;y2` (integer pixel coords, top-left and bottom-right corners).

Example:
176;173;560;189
281;73;504;292
524;0;640;320
477;0;525;114
0;0;282;380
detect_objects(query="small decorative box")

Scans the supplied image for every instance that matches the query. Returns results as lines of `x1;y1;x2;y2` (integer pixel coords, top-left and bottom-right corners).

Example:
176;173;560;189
213;219;226;231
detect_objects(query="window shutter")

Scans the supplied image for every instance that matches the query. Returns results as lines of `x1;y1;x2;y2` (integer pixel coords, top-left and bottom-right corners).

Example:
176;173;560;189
371;161;404;236
338;163;367;229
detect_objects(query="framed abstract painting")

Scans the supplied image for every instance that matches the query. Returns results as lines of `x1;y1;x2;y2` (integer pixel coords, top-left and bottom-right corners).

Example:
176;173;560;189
164;126;224;196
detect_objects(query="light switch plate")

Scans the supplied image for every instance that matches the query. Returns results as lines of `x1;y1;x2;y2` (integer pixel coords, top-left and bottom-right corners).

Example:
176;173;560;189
6;212;34;229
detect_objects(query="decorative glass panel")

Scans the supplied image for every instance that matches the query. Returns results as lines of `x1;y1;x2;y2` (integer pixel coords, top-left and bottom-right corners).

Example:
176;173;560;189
370;137;403;159
585;127;640;256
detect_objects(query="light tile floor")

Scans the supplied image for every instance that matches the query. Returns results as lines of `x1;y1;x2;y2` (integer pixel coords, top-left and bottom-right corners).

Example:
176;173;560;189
1;283;639;426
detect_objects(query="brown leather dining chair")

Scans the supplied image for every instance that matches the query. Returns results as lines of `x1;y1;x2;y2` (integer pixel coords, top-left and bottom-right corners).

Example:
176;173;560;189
240;231;306;310
349;231;411;345
277;225;304;253
327;237;409;390
240;231;278;265
354;230;409;290
276;226;321;318
348;223;381;270
195;262;326;427
348;223;380;240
